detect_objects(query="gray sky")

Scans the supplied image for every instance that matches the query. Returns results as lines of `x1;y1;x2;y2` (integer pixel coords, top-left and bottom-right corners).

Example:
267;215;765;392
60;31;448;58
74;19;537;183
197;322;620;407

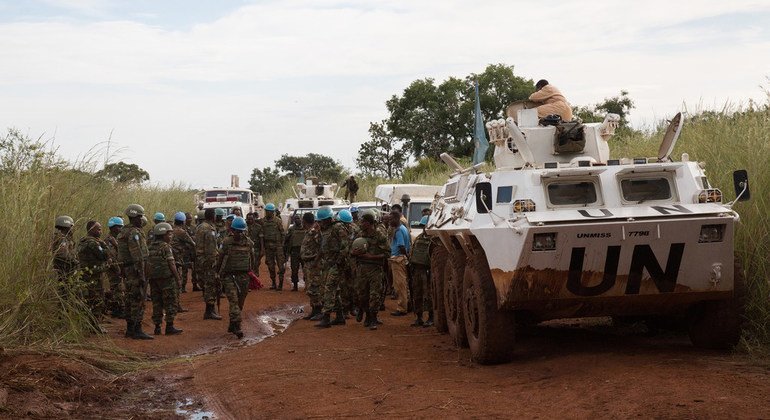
1;0;768;188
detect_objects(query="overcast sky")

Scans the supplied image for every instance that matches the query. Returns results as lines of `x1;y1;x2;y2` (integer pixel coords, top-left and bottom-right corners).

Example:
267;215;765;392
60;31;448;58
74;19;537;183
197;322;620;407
1;0;768;188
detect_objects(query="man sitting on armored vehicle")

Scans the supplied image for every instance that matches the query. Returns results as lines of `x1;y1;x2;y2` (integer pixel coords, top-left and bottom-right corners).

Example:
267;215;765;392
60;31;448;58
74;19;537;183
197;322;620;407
528;79;573;121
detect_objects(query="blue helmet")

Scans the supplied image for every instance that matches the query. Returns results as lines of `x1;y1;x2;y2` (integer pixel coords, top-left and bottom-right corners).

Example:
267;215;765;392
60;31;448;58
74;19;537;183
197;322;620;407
419;215;429;226
174;211;186;222
349;206;359;213
316;205;333;221
153;212;165;222
107;216;124;228
338;209;353;223
231;216;247;231
215;208;226;217
226;213;236;220
265;203;276;212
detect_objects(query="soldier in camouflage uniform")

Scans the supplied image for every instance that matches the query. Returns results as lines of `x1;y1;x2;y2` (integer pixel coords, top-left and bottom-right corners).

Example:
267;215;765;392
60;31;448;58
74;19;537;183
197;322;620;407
300;212;322;320
214;208;228;247
52;215;78;288
409;216;433;327
337;210;360;316
148;222;184;335
217;216;255;339
172;212;195;294
117;204;153;340
246;212;264;276
261;203;286;290
196;208;222;320
77;220;109;332
104;217;126;318
352;211;389;330
284;214;306;292
315;206;350;328
191;210;205;291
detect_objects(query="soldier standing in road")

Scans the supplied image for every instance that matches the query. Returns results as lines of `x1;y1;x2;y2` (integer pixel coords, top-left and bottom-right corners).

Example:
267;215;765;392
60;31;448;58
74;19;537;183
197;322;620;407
315;206;350;328
172;212;195;294
195;208;222;320
261;203;286;290
300;212;322;320
246;212;264;276
77;220;109;333
337;209;359;317
52;215;78;287
214;208;228;247
104;217;126;319
409;216;433;327
389;210;411;317
284;214;306;292
117;204;153;340
217;216;255;339
351;211;389;330
147;222;184;336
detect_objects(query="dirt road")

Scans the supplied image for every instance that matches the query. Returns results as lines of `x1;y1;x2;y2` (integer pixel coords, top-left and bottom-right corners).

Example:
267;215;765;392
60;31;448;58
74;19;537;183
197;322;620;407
104;262;769;419
4;265;768;418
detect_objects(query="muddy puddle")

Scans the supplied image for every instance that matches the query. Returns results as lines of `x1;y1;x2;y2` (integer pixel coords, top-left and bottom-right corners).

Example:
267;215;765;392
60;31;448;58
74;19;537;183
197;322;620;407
175;398;216;419
182;304;306;357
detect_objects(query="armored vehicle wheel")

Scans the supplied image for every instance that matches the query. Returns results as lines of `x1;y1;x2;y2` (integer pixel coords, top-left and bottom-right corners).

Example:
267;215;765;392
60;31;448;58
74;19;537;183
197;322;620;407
462;255;516;364
430;244;449;333
688;256;746;349
444;252;468;347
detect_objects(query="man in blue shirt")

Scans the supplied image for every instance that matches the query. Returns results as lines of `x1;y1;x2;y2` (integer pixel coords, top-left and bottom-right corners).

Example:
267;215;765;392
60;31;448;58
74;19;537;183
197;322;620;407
389;210;410;316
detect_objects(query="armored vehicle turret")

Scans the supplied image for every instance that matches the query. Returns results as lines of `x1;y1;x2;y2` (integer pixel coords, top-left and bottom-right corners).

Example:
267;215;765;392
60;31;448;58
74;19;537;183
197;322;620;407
427;108;750;364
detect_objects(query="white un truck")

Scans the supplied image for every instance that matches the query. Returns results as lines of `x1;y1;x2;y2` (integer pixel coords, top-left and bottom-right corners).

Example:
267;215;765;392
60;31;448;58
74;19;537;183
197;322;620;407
427;108;750;364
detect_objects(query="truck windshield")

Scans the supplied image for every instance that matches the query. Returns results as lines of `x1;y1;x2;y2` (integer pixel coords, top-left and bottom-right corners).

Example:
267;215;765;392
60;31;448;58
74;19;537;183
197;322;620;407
547;181;598;206
408;202;431;227
620;178;672;202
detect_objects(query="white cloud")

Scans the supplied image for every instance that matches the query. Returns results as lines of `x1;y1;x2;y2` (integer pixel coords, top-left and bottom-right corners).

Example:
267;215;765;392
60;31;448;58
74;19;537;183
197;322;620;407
1;0;769;186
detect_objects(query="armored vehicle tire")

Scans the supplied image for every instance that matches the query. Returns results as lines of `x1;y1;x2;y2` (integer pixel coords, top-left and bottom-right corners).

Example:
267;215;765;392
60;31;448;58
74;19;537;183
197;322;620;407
462;255;516;364
430;245;449;333
444;253;468;347
688;257;746;350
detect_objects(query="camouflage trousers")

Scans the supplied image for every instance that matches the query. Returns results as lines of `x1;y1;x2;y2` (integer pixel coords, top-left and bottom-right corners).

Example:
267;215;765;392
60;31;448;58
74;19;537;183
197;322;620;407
150;277;177;325
339;262;354;311
124;267;146;324
179;262;191;291
289;247;303;285
106;272;125;317
320;265;343;314
222;272;249;324
356;262;384;312
196;259;219;305
411;266;432;313
304;261;321;307
81;273;105;323
263;244;285;281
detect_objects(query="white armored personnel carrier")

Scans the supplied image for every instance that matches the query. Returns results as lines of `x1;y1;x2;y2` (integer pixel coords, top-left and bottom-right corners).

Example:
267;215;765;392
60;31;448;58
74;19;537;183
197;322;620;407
280;177;347;228
427;108;750;364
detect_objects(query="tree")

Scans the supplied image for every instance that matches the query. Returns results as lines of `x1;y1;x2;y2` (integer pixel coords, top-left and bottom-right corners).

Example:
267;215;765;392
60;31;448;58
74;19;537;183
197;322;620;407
95;161;149;184
248;166;284;195
0;128;64;174
275;153;345;182
573;91;635;127
385;64;534;159
356;121;409;179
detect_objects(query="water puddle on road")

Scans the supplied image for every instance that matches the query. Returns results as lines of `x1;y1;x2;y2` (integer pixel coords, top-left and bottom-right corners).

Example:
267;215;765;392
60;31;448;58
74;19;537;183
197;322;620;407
175;398;216;420
182;304;306;357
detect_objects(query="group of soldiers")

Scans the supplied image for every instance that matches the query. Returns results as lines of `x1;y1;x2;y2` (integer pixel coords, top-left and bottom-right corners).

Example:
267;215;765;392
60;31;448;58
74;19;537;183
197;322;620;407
50;199;435;340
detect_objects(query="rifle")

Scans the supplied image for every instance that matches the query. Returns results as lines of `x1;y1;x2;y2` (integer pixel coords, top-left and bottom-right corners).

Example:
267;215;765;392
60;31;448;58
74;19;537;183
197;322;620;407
217;254;229;315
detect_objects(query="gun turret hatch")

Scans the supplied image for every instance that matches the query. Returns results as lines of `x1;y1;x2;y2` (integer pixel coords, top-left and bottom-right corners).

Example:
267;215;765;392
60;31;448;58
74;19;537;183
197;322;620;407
658;112;684;162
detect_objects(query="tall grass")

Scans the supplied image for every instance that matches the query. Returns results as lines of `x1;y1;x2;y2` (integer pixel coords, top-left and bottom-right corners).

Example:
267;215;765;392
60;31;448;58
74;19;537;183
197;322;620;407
0;145;194;349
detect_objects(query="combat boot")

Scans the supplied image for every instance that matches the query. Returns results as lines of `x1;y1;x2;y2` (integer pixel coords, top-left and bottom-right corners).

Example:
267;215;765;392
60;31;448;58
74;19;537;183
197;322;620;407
309;307;324;321
154;323;162;335
232;322;243;339
368;311;379;330
411;312;424;327
303;305;321;320
269;278;276;290
165;323;183;335
315;313;332;328
124;320;134;338
424;310;434;327
204;304;222;320
291;282;298;292
277;275;284;291
331;310;346;326
356;306;364;323
362;310;371;328
132;323;154;340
